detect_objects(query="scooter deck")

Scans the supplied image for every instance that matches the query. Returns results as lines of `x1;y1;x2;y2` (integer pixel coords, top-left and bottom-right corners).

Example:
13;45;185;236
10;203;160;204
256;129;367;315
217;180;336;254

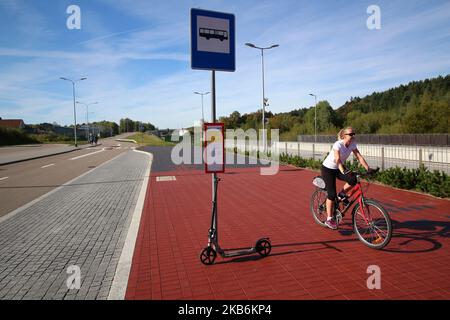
220;247;256;257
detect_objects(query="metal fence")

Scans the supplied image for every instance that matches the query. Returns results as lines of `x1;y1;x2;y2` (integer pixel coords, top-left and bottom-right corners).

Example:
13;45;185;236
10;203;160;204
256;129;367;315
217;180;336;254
297;134;450;147
274;142;450;173
226;139;450;174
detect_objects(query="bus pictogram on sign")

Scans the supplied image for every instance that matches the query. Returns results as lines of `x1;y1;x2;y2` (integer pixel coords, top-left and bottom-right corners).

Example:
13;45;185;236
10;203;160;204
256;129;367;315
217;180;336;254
199;28;229;41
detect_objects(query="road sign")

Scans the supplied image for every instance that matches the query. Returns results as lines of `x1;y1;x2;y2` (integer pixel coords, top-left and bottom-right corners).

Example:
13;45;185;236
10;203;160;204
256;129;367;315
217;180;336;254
204;123;225;173
191;8;235;72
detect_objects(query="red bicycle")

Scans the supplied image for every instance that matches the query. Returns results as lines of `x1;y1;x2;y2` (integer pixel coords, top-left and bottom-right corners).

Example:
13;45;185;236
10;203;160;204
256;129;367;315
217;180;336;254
310;168;392;249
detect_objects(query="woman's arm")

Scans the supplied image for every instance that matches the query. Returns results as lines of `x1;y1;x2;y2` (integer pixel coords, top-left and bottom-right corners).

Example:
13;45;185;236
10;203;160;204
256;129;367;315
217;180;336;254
334;149;346;173
353;148;369;171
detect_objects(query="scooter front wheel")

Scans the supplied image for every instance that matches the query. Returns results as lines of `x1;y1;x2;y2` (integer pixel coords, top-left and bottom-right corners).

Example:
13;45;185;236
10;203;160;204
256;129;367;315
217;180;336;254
200;247;217;265
256;239;271;257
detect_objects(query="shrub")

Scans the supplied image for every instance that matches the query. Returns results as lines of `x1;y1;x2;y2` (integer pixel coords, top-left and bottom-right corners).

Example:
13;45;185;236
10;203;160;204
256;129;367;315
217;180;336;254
279;152;449;198
374;165;449;198
233;148;449;198
0;127;39;146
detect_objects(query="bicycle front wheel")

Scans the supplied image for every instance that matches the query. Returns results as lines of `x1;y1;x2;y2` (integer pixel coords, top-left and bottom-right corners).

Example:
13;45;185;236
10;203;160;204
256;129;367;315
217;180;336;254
310;188;328;227
352;199;392;249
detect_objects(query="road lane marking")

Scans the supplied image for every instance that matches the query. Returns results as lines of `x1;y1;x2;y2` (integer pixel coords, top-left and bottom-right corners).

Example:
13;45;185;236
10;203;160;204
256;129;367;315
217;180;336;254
69;149;105;160
41;163;55;168
0;177;9;181
156;176;176;182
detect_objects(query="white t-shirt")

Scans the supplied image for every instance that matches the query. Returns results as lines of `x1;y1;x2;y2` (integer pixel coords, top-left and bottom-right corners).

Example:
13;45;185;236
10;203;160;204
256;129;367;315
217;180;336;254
322;140;357;170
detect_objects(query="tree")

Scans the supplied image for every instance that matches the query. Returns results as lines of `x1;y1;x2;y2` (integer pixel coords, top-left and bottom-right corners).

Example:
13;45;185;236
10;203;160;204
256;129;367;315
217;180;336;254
119;118;155;133
402;100;450;133
304;100;338;134
229;111;241;127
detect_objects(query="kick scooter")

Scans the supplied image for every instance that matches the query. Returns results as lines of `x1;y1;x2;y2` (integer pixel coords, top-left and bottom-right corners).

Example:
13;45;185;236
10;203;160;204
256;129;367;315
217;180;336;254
200;174;272;265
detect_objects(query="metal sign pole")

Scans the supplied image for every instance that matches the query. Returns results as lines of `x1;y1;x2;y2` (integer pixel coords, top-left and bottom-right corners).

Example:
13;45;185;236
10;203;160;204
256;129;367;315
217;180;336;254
211;70;217;238
211;70;216;123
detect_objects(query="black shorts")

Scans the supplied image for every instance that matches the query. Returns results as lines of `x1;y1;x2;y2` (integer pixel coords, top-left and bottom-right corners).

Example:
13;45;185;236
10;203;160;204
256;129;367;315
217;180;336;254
321;165;357;201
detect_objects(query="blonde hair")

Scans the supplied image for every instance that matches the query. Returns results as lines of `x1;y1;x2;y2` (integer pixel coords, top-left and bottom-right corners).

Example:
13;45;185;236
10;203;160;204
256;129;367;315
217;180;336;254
337;127;353;140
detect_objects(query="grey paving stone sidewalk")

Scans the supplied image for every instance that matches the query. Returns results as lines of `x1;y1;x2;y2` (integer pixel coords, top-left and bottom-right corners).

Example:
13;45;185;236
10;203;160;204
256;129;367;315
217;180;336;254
0;150;149;300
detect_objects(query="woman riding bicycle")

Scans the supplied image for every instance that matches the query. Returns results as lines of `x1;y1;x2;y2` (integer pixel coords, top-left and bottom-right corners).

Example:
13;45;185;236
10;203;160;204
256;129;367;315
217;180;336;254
321;127;371;230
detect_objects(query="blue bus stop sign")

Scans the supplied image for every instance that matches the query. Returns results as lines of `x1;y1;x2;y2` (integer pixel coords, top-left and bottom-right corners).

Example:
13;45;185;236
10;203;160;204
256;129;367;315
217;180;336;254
191;8;235;72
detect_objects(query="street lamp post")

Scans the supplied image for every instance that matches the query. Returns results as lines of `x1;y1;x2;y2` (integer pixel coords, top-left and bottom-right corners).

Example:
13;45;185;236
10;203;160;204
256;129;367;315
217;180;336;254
245;43;279;152
309;93;318;160
194;91;210;146
60;77;87;147
88;111;95;136
76;101;98;141
309;93;318;144
194;91;210;124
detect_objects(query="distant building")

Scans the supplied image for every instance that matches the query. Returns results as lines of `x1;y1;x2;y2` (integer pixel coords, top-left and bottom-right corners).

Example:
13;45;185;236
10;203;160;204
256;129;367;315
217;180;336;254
0;119;25;129
177;128;190;136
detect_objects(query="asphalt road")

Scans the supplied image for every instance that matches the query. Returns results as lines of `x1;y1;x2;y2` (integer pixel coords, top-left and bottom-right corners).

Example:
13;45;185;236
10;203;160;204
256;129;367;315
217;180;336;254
0;136;137;217
141;145;271;172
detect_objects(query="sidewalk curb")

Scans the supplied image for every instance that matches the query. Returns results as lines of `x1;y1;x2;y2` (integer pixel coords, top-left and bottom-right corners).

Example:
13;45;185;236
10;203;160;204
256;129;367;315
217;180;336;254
108;149;153;300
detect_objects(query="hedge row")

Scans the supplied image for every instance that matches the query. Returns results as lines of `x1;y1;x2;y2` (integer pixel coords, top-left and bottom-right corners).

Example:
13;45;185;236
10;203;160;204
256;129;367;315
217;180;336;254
0;127;39;146
278;153;449;198
29;133;77;143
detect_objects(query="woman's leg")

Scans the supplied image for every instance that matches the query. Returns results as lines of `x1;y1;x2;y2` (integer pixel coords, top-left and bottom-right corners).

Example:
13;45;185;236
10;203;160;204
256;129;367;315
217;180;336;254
326;199;334;219
337;172;357;196
321;166;337;219
341;183;353;194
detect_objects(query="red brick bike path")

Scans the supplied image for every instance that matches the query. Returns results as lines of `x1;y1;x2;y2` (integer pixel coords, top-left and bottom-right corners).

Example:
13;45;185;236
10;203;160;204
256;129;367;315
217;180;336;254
125;166;450;300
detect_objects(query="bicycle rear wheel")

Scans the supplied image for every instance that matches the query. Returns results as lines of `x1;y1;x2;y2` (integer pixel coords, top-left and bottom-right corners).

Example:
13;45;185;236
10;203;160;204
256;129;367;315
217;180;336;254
352;199;392;249
310;188;328;227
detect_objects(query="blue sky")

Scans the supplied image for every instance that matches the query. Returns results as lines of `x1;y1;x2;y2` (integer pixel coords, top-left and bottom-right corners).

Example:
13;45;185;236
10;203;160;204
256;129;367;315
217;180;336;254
0;0;449;129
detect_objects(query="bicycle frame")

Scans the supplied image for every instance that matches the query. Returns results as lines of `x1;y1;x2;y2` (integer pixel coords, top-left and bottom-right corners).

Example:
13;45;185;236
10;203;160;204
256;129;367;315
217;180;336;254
337;178;371;225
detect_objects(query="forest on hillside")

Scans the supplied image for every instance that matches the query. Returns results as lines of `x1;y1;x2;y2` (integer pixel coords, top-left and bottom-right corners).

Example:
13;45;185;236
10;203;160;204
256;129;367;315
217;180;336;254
219;75;450;141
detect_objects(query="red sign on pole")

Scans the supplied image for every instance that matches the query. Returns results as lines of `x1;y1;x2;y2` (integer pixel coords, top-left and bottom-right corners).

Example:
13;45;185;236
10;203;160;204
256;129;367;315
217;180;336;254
204;123;225;173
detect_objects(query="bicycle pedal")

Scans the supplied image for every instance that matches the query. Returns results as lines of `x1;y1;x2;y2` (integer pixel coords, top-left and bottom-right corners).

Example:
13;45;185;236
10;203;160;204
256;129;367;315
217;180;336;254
372;237;384;244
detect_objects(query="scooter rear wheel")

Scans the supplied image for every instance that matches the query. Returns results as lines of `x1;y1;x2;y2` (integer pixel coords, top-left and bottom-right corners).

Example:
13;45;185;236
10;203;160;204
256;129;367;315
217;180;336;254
200;247;217;265
256;239;271;257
